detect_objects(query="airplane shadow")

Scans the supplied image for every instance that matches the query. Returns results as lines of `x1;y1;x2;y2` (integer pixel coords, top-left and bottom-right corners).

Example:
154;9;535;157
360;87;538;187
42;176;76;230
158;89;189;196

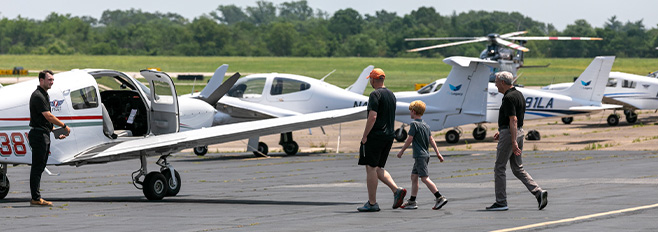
174;151;324;162
0;196;358;206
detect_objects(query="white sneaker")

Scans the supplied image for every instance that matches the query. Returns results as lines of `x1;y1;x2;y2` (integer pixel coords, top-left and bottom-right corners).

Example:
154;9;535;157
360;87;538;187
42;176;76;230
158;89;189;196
400;200;417;209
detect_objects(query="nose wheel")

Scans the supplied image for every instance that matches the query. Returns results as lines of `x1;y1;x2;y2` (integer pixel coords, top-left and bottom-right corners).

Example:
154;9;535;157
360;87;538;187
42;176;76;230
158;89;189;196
132;155;182;200
194;146;208;156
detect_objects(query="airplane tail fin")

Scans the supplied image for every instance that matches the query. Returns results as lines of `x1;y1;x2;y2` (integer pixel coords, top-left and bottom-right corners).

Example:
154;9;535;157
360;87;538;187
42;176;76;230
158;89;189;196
399;57;497;131
558;56;615;102
345;65;374;95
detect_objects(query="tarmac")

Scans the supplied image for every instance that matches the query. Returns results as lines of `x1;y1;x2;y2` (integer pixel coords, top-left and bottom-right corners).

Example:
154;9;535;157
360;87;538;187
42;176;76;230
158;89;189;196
1;110;658;231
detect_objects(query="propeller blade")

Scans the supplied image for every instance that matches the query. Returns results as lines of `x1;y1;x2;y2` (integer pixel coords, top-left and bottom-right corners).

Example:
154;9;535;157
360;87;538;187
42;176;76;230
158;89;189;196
407;38;488;52
405;37;481;41
507;36;603;41
495;38;530;52
500;31;528;38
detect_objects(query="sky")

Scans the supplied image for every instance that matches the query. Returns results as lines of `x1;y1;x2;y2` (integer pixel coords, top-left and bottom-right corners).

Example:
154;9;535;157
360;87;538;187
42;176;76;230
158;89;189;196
1;0;656;31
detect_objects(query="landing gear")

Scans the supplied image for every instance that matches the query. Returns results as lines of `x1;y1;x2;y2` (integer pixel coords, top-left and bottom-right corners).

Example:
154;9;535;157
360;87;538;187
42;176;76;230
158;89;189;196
445;128;461;144
280;132;298;155
193;146;208;156
607;114;620;126
472;124;487;140
0;164;9;200
624;110;638;124
561;117;574;124
394;125;408;142
254;142;269;157
132;155;181;200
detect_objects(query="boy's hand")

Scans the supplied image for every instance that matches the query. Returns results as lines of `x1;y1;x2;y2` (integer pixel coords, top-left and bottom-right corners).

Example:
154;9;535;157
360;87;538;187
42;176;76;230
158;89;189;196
437;154;444;162
396;152;403;158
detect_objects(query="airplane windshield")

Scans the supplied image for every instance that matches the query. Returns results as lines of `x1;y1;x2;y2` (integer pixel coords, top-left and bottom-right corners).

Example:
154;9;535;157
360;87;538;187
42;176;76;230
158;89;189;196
228;78;266;99
417;82;435;94
606;78;618;87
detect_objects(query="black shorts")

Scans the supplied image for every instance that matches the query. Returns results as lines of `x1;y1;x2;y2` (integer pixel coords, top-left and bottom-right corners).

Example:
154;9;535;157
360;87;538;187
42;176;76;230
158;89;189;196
358;138;394;168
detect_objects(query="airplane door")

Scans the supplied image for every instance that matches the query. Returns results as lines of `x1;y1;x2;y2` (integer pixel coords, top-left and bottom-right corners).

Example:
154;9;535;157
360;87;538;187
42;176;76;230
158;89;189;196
141;70;180;135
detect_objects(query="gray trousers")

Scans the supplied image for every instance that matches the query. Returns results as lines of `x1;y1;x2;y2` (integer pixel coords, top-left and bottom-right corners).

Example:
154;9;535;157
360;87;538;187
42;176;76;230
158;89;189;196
495;128;541;205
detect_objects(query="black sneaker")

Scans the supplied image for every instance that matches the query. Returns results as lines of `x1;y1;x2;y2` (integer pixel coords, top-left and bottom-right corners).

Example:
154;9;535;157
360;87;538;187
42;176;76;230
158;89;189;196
485;202;508;211
537;190;548;210
392;188;407;209
357;201;381;212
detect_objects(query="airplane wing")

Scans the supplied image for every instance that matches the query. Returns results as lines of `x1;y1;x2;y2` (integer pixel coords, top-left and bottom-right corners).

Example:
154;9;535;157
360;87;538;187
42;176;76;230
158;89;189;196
602;96;639;111
60;107;365;166
216;96;302;120
568;104;622;111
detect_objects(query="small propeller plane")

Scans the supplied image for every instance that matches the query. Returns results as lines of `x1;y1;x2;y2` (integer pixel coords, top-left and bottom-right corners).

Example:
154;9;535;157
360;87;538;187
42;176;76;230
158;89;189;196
0;68;366;200
192;57;496;156
395;56;620;143
543;70;658;125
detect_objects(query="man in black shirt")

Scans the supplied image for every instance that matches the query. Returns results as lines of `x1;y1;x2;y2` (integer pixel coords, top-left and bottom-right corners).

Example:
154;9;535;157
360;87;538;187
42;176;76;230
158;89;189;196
357;68;406;212
486;71;547;211
28;70;70;207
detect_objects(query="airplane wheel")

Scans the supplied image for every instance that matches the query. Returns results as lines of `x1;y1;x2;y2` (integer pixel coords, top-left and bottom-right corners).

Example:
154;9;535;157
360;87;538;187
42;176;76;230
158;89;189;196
161;169;181;197
194;146;208;156
282;141;299;155
394;128;408;142
626;111;638;124
0;173;9;200
254;142;269;157
561;117;573;124
143;172;167;200
472;127;486;140
445;130;460;144
607;114;620;126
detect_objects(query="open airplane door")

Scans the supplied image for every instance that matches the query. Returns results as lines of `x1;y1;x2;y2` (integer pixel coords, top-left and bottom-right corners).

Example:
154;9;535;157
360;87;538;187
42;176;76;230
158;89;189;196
141;70;180;135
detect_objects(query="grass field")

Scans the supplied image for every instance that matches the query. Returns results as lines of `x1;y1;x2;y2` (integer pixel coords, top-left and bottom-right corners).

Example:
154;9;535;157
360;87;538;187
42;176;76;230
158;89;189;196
1;55;656;94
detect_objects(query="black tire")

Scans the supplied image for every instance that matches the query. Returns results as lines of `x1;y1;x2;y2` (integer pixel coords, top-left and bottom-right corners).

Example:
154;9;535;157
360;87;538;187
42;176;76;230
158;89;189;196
282;141;299;155
626;111;638;124
254;142;269;157
0;173;9;200
394;128;408;142
161;169;181;197
193;146;208;156
143;172;167;200
525;130;541;140
607;114;620;126
561;117;574;124
472;127;486;140
623;109;632;116
445;130;460;144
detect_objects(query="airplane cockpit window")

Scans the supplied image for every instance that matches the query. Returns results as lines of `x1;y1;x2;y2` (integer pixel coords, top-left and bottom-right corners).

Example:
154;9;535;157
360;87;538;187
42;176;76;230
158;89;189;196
228;78;265;98
270;77;311;96
71;86;99;110
434;84;442;92
606;78;618;87
417;82;435;94
622;80;636;88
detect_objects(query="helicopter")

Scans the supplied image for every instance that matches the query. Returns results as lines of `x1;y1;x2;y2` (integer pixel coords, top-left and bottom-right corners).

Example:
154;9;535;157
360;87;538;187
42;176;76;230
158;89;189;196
406;31;602;81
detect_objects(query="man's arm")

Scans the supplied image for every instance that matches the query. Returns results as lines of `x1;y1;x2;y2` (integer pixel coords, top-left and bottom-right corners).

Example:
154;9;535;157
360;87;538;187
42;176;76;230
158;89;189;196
42;111;71;136
361;110;377;144
509;115;521;156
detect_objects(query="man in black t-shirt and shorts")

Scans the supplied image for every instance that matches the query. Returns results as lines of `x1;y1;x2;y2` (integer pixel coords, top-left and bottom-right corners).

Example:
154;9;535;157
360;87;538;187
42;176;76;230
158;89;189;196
357;68;406;212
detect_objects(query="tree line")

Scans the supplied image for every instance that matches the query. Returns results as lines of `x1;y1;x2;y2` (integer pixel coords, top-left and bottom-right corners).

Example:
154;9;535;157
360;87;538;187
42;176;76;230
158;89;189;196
1;0;657;58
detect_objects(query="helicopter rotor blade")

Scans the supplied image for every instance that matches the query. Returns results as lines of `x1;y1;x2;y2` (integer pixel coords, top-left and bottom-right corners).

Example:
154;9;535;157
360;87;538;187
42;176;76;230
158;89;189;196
495;38;530;52
405;37;482;41
507;36;603;41
500;31;528;38
407;37;488;52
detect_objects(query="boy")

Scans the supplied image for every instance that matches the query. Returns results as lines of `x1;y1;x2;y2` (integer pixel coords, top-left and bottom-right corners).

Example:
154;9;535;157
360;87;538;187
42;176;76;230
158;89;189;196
396;100;447;210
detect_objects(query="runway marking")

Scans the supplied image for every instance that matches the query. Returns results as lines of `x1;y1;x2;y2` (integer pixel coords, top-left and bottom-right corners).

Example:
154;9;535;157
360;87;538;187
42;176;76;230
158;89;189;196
490;203;658;232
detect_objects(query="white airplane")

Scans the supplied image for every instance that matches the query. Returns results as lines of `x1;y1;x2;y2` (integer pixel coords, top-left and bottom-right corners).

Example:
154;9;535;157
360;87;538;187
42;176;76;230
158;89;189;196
0;68;366;200
543;70;658;125
197;57;496;155
395;56;620;143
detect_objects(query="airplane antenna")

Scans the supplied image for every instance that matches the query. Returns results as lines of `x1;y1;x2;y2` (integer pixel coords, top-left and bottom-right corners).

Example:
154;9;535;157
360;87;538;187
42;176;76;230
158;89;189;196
191;78;197;94
320;69;336;82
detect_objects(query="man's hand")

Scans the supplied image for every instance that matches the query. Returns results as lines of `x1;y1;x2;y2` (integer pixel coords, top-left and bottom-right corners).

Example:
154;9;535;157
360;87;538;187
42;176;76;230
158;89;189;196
58;134;67;139
361;137;367;145
513;143;522;156
493;132;500;140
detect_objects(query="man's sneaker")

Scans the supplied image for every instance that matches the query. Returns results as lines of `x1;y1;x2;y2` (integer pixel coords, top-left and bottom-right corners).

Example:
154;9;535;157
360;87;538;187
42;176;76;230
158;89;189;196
357;201;381;212
30;198;53;207
432;196;448;210
485;202;508;211
400;200;418;209
392;187;407;209
537;190;548;210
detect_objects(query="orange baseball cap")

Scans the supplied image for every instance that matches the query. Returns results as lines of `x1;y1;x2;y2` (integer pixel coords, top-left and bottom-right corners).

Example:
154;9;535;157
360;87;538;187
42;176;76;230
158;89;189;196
369;68;385;79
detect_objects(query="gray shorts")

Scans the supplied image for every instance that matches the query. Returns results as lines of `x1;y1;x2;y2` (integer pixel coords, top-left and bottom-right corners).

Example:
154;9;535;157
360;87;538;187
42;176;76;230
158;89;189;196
411;157;430;177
